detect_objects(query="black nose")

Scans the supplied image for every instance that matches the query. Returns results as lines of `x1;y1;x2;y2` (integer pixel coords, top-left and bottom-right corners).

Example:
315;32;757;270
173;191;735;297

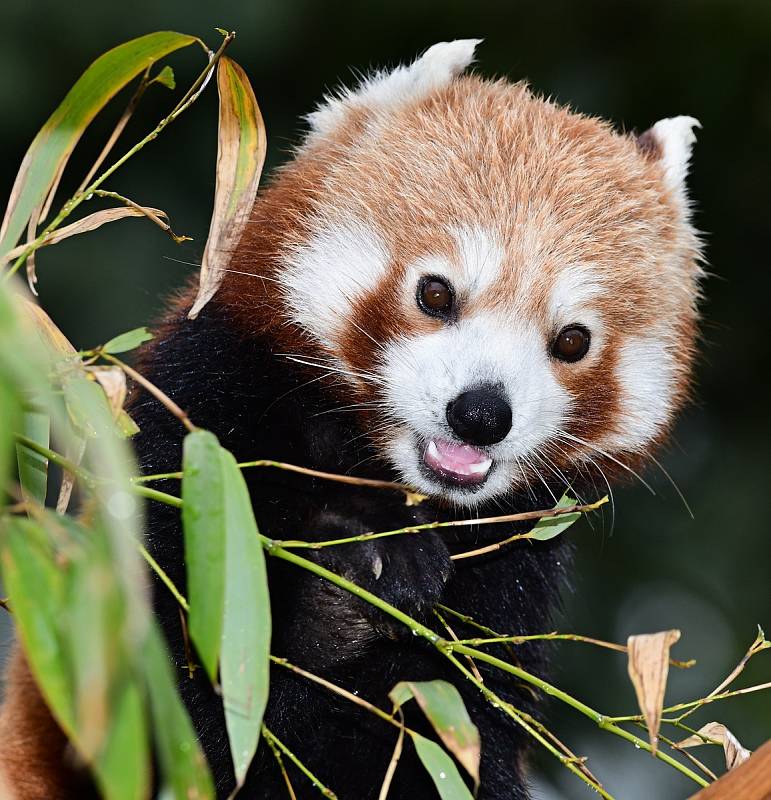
446;386;513;446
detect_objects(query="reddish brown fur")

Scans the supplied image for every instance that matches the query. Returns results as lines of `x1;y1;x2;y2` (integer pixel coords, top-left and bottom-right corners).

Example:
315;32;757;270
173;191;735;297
0;648;87;799
0;66;702;800
217;76;700;484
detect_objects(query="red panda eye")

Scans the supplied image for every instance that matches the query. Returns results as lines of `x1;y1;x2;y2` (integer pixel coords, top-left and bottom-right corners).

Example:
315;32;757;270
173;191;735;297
551;326;591;362
418;276;454;318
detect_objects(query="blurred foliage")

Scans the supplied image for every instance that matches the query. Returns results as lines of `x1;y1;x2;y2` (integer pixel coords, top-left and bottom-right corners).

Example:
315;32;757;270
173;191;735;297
1;2;770;798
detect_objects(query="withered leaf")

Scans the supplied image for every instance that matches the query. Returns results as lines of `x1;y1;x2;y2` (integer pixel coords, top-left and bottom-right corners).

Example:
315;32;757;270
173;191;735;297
677;721;752;771
627;629;681;755
88;366;127;419
389;679;481;789
188;57;266;319
2;206;169;274
0;32;198;259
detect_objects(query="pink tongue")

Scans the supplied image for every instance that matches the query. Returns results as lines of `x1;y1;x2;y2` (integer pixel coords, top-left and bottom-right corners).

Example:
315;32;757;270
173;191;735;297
434;440;484;466
424;438;492;482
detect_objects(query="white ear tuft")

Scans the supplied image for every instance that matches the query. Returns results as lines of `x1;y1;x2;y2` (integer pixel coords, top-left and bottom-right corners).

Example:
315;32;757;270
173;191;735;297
644;116;701;199
305;39;481;143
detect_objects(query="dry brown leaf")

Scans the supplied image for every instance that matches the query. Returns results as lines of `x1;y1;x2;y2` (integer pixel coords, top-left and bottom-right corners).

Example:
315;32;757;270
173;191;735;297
88;366;127;419
21;301;86;514
677;722;752;771
627;629;681;755
56;437;87;515
1;206;169;268
188;56;266;319
22;300;77;354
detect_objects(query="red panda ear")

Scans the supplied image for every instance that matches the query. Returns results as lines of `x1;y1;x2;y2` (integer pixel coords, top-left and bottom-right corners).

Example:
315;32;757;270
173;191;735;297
636;116;701;210
304;39;481;144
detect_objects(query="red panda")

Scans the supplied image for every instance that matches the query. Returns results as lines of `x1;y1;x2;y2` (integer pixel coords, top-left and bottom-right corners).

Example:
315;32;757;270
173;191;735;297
0;40;701;799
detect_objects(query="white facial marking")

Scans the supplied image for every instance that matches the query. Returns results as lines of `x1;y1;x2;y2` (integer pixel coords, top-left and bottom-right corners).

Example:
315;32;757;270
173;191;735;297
305;40;480;143
405;227;504;303
647;116;701;207
380;312;570;505
548;265;605;322
280;219;389;349
599;336;676;452
453;226;505;295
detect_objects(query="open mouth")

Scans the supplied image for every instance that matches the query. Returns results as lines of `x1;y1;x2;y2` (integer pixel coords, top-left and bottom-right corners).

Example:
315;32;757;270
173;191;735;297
423;438;493;486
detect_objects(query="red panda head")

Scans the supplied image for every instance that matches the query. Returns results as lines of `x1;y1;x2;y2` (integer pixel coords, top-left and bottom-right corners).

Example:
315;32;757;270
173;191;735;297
224;41;702;507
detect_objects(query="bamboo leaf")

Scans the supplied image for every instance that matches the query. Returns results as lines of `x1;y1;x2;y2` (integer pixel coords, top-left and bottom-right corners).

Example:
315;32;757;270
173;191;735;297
529;494;581;541
676;721;752;771
627;629;681;755
0;375;20;510
144;623;215;800
63;534;124;759
152;65;176;90
220;448;271;787
411;733;474;800
116;409;141;439
182;430;226;682
102;326;154;355
389;680;480;788
22;298;79;359
0;516;75;737
1;206;170;268
189;57;266;319
88;366;127;419
64;373;116;439
93;681;150;800
15;410;50;506
0;31;199;258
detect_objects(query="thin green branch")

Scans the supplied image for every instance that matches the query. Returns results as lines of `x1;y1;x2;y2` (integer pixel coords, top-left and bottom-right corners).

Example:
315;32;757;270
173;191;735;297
270;656;406;731
14;433;94;487
263;726;298;800
273;499;606;550
435;604;508;640
132;484;182;508
635;723;718;782
92;190;191;244
102;353;196;432
13;433;183;509
443;649;613;798
453;632;695;669
447;642;707;787
133;458;423;503
4;32;235;282
261;724;337;799
137;543;188;612
265;543;708;788
606;681;771;724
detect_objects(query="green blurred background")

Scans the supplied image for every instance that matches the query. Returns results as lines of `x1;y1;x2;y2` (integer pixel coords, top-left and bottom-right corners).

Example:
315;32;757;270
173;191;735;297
2;1;769;797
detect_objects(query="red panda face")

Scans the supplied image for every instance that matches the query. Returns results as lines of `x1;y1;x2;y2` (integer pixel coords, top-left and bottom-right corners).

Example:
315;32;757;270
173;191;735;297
232;42;702;506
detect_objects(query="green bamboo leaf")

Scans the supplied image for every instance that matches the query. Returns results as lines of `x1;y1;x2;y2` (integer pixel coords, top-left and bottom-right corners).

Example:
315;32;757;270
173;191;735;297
116;409;141;438
529;494;581;541
63;532;126;761
411;733;474;800
220;449;271;787
390;680;480;787
64;373;117;439
0;516;75;736
0;31;200;257
0;375;21;510
144;623;215;800
182;429;226;682
152;65;176;90
15;410;50;506
92;681;150;800
102;327;154;355
189;56;266;318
